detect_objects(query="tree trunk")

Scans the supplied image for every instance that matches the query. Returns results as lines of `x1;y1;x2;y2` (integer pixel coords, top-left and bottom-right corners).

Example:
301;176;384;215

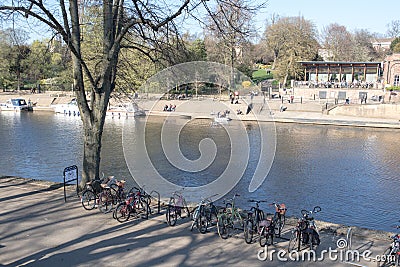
82;121;103;184
78;92;108;188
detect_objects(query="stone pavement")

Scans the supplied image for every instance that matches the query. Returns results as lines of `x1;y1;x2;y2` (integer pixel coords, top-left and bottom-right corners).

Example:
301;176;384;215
0;177;397;267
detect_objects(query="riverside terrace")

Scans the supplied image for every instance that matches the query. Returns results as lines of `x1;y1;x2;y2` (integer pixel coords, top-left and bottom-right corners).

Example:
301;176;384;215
297;61;382;89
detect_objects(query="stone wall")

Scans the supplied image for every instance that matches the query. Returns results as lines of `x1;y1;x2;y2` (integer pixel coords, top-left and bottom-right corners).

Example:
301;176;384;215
329;103;400;120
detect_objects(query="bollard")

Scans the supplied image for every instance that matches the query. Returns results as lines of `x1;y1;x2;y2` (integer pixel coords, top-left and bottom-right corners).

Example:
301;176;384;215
301;97;303;104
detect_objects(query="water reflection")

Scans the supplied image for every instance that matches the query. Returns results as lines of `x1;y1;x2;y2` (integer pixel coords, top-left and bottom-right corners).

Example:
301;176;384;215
1;112;400;232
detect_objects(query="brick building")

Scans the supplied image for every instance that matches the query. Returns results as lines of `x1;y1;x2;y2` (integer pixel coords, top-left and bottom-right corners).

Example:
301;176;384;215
382;53;400;87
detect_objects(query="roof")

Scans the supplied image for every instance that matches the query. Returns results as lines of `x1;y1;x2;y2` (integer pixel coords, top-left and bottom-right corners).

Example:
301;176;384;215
298;61;381;68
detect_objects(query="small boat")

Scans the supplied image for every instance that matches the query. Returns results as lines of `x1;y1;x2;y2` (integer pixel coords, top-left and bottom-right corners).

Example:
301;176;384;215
214;116;232;123
107;102;146;118
52;99;146;118
214;110;232;123
52;99;80;116
0;98;33;112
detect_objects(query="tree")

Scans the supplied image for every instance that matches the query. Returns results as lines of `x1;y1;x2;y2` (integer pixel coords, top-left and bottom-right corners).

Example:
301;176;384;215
387;20;400;38
0;28;32;90
352;29;382;61
391;37;400;53
204;0;260;89
263;16;319;85
322;23;353;61
0;0;252;186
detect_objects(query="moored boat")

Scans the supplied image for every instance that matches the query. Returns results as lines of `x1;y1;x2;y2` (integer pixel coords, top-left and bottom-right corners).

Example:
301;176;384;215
0;98;34;112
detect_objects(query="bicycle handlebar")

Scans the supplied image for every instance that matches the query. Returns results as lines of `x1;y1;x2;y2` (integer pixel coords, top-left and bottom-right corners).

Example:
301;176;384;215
301;206;321;218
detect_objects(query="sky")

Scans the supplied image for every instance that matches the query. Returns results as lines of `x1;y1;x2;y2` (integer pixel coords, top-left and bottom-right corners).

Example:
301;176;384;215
254;0;400;36
2;0;400;43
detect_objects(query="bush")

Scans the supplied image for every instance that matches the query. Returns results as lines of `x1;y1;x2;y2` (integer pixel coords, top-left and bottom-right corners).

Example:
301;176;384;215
386;86;400;91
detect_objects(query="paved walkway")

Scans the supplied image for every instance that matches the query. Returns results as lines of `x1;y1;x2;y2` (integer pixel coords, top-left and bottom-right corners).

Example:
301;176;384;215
0;177;396;267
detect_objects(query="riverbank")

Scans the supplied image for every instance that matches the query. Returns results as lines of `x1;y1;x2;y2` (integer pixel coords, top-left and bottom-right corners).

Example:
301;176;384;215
2;91;400;129
0;176;396;266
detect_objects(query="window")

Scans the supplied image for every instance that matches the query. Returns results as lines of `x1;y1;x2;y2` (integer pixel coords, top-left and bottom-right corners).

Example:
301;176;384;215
394;75;400;86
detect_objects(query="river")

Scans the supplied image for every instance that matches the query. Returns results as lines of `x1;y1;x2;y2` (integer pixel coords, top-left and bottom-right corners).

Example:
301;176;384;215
1;111;400;232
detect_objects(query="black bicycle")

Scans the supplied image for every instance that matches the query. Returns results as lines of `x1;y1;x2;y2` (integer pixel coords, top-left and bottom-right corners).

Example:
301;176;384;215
190;194;218;233
243;199;266;244
270;202;287;237
288;206;321;252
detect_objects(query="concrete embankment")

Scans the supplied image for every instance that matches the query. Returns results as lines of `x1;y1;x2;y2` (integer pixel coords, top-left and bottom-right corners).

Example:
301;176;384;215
2;91;400;129
0;176;396;267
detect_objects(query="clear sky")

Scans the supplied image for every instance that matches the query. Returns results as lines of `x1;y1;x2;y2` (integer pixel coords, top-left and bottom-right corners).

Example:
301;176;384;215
3;0;400;42
254;0;400;36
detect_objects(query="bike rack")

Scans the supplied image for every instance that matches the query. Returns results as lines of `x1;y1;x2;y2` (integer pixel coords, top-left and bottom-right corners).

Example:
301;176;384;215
149;190;161;214
63;165;79;202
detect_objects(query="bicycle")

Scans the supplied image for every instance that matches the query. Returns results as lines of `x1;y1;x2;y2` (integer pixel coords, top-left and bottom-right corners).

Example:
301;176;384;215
243;199;266;244
166;190;190;226
259;201;287;247
217;194;245;239
113;189;150;223
270;202;287;237
81;176;116;213
112;185;151;219
190;194;218;234
377;225;400;267
288;206;321;252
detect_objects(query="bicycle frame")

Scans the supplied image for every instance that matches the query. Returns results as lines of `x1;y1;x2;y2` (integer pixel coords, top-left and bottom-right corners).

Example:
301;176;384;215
217;194;244;239
191;194;218;233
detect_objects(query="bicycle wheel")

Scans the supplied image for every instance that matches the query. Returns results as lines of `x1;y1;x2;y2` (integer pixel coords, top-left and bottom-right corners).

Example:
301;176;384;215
166;205;177;226
273;213;284;237
288;229;299;252
115;202;130;222
209;205;218;225
139;201;150;219
217;214;230;239
244;219;254;244
198;206;208;234
309;233;316;251
81;189;96;210
190;206;199;231
99;190;114;213
377;247;394;267
259;227;273;247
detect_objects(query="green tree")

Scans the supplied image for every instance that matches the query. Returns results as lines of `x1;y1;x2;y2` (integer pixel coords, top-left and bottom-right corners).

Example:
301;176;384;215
263;16;319;85
391;37;400;52
0;28;31;90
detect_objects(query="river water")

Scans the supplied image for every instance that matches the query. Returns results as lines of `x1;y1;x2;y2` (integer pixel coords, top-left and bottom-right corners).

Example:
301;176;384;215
1;111;400;232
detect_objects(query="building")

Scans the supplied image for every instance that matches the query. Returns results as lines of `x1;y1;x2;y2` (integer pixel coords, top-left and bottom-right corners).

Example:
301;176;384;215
371;37;395;52
298;61;381;85
382;53;400;87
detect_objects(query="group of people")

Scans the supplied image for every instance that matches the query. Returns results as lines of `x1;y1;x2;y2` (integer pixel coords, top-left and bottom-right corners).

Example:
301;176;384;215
217;110;230;118
229;91;240;104
163;104;176;112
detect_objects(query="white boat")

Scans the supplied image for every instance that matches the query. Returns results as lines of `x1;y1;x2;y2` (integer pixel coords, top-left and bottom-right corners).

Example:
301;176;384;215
52;99;80;116
0;98;33;112
214;111;232;123
52;99;146;118
107;102;146;118
214;116;232;123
